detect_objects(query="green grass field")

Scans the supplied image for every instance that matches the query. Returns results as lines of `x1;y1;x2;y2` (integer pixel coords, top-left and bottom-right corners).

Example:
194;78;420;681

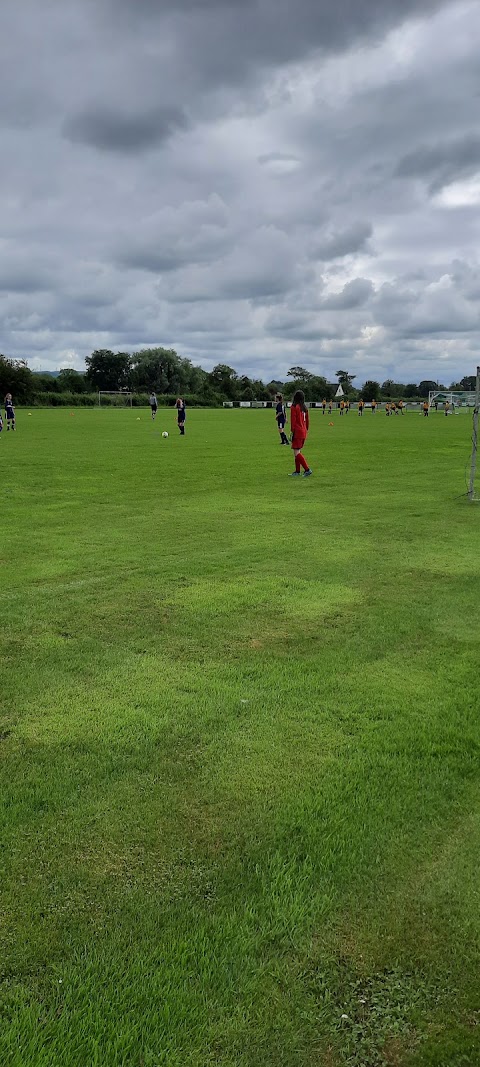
1;406;479;1067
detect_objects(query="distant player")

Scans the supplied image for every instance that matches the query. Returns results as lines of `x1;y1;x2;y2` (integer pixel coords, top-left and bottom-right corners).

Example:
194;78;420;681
4;393;15;431
444;400;450;416
322;398;327;415
340;399;345;416
385;402;390;416
176;397;186;435
358;399;364;416
149;392;158;420
398;400;404;414
345;400;350;414
0;411;3;433
423;401;429;417
328;399;333;415
275;393;289;445
289;390;312;477
371;398;377;413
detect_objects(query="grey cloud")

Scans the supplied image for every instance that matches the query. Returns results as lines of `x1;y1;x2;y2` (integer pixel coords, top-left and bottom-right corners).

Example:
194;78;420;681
322;278;374;310
395;134;480;190
161;225;305;303
310;222;373;261
373;268;480;338
104;0;449;90
63;105;189;153
114;195;232;273
0;268;52;294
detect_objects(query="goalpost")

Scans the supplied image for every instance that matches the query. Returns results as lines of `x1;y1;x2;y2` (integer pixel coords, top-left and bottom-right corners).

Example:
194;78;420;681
98;391;133;407
468;366;480;502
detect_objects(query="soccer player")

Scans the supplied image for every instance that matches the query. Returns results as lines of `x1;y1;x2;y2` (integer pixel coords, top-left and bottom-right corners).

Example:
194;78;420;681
275;393;289;445
358;399;364;416
289;390;312;477
0;411;3;433
391;402;397;415
398;400;404;414
322;398;327;415
423;401;429;417
345;400;350;414
4;393;15;431
328;399;333;415
444;400;450;416
385;402;390;416
371;398;377;413
176;397;186;435
149;392;158;420
340;399;345;415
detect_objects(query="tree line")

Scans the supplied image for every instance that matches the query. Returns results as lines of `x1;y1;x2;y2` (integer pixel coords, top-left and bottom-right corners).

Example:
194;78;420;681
0;349;477;406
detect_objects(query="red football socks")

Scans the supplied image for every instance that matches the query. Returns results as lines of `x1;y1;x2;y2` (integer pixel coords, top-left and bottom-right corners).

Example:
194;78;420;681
297;453;308;471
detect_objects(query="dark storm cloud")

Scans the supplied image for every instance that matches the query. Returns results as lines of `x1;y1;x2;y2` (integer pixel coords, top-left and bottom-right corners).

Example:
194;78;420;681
105;0;448;88
0;268;51;294
63;105;189;153
395;134;480;191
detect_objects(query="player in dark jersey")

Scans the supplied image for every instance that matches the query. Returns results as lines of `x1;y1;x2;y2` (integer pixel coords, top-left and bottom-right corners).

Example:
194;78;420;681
322;398;327;415
275;394;289;445
176;397;186;435
4;393;15;431
149;392;158;420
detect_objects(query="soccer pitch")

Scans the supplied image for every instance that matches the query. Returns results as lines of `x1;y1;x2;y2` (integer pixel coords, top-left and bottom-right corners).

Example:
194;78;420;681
1;407;479;1066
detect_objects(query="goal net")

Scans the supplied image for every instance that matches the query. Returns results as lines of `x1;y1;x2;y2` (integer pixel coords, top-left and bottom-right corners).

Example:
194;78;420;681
98;391;133;407
428;389;475;410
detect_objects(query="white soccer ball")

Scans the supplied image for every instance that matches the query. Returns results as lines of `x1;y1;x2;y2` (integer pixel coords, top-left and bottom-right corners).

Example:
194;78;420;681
162;431;169;438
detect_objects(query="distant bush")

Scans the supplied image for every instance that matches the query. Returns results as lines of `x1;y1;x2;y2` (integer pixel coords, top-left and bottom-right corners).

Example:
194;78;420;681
28;392;98;407
19;391;224;408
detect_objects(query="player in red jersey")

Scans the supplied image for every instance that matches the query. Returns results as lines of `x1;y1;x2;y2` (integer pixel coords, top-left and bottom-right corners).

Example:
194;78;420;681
289;390;312;477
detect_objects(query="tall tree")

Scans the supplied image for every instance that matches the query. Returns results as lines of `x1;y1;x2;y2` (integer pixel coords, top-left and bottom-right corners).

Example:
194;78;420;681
0;355;34;400
32;373;59;393
360;380;381;401
336;369;356;393
381;380;406;397
130;347;197;394
57;369;87;393
85;350;131;390
418;379;438;398
207;364;239;400
287;366;314;382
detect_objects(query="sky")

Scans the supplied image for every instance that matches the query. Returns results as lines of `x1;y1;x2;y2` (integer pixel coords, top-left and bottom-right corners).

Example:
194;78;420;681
1;0;479;385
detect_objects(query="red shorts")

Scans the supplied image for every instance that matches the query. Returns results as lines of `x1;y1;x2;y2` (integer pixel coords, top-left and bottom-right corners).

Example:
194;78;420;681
291;434;306;450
